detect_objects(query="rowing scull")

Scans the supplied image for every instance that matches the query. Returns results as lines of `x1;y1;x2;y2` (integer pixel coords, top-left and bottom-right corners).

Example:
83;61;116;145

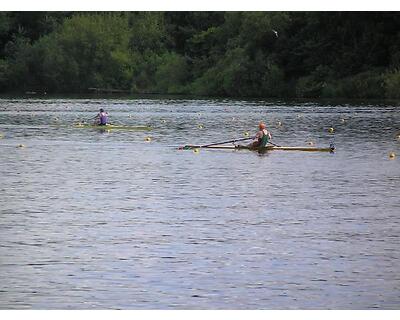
181;144;335;152
74;123;152;131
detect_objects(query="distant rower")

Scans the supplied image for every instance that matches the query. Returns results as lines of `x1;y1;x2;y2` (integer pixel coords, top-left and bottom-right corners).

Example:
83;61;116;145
249;122;272;148
95;108;109;125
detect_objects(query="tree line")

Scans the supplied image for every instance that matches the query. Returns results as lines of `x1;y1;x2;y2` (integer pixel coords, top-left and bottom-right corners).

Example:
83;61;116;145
1;12;400;98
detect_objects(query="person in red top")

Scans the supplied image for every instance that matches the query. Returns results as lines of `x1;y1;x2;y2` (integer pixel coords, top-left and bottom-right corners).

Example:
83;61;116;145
249;122;272;148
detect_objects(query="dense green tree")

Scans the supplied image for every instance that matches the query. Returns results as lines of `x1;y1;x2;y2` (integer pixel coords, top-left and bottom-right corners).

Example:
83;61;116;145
154;52;189;94
128;12;167;53
0;11;399;98
384;69;400;98
10;13;134;92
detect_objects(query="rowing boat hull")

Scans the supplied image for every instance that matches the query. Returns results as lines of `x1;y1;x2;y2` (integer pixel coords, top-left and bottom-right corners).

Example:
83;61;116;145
183;145;335;152
74;124;151;131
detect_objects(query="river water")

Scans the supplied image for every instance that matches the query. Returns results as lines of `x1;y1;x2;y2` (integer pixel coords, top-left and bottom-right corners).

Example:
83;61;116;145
0;97;399;309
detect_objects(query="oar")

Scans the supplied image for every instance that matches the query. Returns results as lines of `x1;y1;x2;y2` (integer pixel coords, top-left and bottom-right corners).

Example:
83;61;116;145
202;137;254;147
76;115;97;124
179;137;253;150
179;137;282;150
109;118;125;125
268;141;281;147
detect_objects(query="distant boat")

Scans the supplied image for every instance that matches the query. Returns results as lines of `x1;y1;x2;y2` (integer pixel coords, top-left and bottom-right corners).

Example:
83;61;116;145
74;123;151;131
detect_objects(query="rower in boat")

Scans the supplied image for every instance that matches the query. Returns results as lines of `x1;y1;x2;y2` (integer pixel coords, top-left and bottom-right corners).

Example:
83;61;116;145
247;122;272;149
94;108;109;126
179;121;334;152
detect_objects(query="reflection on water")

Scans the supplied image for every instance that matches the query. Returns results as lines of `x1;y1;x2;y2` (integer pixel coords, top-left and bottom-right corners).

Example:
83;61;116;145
0;98;399;309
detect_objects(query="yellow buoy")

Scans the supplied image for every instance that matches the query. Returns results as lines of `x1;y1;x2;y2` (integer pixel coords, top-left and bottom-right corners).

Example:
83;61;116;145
389;152;396;159
244;132;250;137
307;141;314;146
0;133;4;139
277;121;282;126
161;119;166;123
145;137;152;142
396;134;400;140
328;127;335;133
193;148;200;154
198;124;203;129
17;144;25;148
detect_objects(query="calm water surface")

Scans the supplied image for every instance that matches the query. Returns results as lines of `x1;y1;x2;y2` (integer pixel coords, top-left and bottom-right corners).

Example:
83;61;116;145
0;98;399;309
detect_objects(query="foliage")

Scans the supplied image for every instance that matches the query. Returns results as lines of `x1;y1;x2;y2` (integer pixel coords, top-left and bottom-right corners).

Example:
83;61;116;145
384;69;400;98
0;59;9;90
154;52;189;94
339;70;385;99
0;11;399;98
128;12;167;53
296;66;334;98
